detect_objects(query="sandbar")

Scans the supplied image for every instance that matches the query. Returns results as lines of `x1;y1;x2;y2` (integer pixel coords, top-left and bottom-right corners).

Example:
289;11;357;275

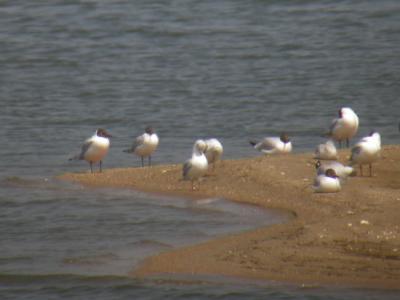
59;145;400;289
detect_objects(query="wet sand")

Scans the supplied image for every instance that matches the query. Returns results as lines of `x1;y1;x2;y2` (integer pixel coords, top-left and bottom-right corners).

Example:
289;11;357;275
59;145;400;289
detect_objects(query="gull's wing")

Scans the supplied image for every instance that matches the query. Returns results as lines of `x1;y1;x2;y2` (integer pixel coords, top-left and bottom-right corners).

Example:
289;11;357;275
124;134;145;153
257;137;280;154
329;118;343;134
183;160;192;179
78;140;93;160
350;145;362;162
132;134;145;151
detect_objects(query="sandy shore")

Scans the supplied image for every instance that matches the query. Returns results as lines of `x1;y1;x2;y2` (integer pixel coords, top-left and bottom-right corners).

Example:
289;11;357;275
59;145;400;289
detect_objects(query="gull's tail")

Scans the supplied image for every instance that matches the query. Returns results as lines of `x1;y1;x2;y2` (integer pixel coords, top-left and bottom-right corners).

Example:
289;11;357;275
68;154;80;161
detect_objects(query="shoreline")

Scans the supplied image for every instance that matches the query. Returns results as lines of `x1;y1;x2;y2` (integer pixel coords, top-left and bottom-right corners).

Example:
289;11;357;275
59;145;400;289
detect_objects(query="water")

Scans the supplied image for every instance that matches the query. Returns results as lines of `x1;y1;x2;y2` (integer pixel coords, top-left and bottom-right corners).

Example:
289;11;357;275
0;0;399;298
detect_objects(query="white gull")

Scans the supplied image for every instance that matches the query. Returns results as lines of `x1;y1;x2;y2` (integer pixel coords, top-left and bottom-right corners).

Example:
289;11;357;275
249;133;292;154
328;107;359;148
315;160;354;179
314;139;338;160
204;138;223;171
183;139;208;190
70;128;112;173
124;126;159;167
313;168;341;193
350;131;381;176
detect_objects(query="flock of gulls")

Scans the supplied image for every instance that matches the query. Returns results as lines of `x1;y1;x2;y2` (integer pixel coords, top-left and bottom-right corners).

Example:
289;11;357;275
70;106;384;192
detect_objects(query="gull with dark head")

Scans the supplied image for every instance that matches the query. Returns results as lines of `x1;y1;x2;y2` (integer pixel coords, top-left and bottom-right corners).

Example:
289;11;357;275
350;130;381;176
313;168;341;193
124;126;159;167
69;128;112;173
183;139;208;190
204;138;223;171
315;160;354;179
328;107;359;148
249;133;292;154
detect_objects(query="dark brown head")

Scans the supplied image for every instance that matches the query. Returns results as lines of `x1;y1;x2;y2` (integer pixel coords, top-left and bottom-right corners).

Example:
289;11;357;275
145;126;154;135
315;160;321;169
280;133;290;143
96;128;112;138
325;168;338;178
338;108;343;118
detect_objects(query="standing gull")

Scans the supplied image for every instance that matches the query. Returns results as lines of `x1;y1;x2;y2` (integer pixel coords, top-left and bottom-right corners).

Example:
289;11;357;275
249;133;292;154
124;126;159;167
183;139;208;190
350;131;381;176
204;138;223;171
69;128;112;173
328;107;359;148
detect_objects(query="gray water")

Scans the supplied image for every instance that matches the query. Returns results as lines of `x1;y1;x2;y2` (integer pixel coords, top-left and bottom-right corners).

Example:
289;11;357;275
1;0;399;299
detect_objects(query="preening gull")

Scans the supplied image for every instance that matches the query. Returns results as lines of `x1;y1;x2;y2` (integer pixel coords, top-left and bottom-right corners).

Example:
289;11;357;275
204;138;223;171
314;140;338;160
183;139;209;190
328;107;359;148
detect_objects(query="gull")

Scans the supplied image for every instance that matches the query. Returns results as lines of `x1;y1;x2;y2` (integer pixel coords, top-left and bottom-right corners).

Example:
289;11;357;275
350;131;381;176
313;168;341;193
124;126;159;167
69;128;112;173
204;138;223;171
315;160;354;179
328;107;359;148
249;133;292;154
314;139;338;160
183;140;209;190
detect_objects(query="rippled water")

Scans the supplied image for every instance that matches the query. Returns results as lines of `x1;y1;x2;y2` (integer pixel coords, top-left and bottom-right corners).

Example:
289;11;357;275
1;0;399;298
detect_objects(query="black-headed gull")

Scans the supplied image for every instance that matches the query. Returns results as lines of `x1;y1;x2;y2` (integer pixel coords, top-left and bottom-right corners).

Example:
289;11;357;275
314;140;338;160
183;139;208;190
70;128;112;173
124;126;159;167
204;138;223;171
250;133;292;154
313;168;341;193
315;160;354;179
350;131;381;176
328;107;359;148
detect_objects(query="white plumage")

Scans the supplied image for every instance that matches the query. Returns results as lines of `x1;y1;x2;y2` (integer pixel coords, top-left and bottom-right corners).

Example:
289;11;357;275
71;128;111;173
314;140;338;160
316;160;354;179
124;126;159;167
350;131;381;176
250;133;292;154
329;107;359;147
183;140;209;190
313;169;341;193
204;138;223;169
